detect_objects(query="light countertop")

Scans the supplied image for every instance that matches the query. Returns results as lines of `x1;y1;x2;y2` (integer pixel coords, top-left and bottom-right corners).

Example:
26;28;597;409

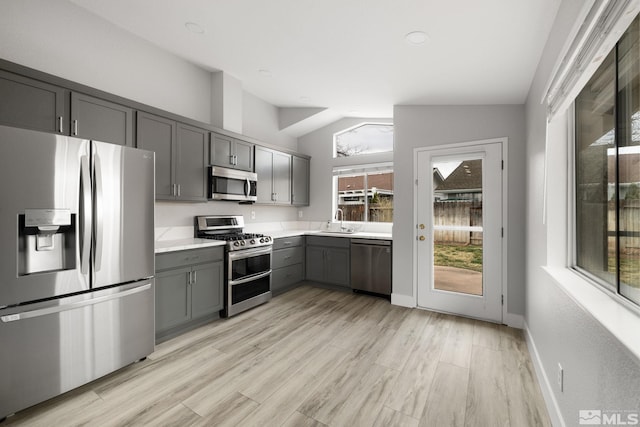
155;238;226;254
156;231;392;253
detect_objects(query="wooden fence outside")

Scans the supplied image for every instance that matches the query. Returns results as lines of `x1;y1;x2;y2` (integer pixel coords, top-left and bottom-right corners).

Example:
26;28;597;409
433;201;483;246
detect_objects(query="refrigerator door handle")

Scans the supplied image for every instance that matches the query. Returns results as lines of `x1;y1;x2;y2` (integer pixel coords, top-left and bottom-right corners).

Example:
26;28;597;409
93;153;104;272
80;155;92;275
0;284;152;322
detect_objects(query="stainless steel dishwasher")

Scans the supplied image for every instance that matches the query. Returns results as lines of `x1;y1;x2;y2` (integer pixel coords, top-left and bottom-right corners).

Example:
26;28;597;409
350;238;392;296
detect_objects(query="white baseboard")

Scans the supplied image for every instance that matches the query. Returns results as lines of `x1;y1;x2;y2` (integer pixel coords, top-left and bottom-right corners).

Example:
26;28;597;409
504;313;524;328
524;322;566;427
391;293;416;308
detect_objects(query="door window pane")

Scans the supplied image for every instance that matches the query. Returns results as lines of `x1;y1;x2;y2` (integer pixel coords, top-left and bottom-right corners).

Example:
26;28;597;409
432;159;483;296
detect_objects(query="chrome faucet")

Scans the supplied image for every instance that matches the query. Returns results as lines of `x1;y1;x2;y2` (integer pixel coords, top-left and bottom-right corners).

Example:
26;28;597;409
335;208;345;231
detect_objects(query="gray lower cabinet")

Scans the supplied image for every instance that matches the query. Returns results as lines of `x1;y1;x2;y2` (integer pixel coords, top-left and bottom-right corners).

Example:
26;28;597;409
0;70;67;134
292;155;309;206
210;132;254;171
272;236;305;294
137;111;208;201
70;92;134;146
305;236;350;287
155;247;224;341
255;146;292;205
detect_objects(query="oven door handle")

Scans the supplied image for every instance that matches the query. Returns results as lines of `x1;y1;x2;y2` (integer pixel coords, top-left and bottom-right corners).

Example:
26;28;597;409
227;247;272;260
229;270;272;286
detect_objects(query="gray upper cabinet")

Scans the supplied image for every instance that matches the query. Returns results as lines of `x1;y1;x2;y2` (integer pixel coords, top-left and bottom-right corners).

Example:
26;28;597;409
255;146;291;205
137;112;208;202
136;111;175;199
70;92;133;146
176;123;208;201
0;70;67;134
292;156;310;206
210;132;254;171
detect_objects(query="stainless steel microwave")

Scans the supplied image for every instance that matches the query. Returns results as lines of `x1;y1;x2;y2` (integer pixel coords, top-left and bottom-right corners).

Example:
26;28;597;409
208;166;258;202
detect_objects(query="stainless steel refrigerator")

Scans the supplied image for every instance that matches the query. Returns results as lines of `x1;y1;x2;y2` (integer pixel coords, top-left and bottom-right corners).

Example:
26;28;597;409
0;125;155;419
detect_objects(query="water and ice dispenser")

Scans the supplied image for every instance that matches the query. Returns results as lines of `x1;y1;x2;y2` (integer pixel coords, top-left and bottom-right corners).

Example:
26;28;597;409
18;209;76;275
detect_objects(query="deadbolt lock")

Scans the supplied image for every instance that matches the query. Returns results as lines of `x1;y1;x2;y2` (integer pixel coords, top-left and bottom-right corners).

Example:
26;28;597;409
419;224;425;229
419;235;425;241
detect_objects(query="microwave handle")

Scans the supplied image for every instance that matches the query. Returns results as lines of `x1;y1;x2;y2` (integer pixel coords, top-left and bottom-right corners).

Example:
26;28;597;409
245;178;250;197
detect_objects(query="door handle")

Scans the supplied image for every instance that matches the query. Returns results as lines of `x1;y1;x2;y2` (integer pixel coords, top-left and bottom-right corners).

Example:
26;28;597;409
93;153;104;272
419;236;425;241
419;224;425;229
80;155;91;275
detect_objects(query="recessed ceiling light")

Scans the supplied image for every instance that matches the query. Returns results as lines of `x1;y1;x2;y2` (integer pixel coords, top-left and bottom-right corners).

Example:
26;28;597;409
405;31;428;45
258;69;272;77
185;22;205;34
299;96;311;102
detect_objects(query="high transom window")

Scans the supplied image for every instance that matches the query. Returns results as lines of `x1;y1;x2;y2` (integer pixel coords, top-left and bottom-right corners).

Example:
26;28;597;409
334;123;393;158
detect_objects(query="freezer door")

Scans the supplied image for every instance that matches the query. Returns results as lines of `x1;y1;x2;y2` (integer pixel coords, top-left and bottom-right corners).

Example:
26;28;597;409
0;125;90;307
92;141;154;288
0;280;154;419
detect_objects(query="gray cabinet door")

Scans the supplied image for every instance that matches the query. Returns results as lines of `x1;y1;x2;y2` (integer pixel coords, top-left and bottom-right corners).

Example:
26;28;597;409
234;139;254;171
326;247;350;287
305;246;325;282
211;133;254;171
292;156;309;206
0;70;67;134
255;146;274;203
155;267;191;333
273;151;292;204
191;261;224;319
70;92;133;146
136;111;176;200
176;123;208;201
210;132;234;168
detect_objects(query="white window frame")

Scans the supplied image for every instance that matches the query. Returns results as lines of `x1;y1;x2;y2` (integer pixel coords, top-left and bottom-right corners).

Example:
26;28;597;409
333;122;394;159
332;163;394;224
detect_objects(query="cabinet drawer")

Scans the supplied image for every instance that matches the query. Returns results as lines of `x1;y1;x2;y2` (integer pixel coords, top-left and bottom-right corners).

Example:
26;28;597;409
273;236;305;250
272;247;304;269
156;247;224;271
306;235;350;248
272;264;304;292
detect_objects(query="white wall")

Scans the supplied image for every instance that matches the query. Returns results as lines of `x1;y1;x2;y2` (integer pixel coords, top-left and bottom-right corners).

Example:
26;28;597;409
297;117;393;222
0;0;212;123
392;105;526;317
525;0;640;424
243;91;297;150
0;0;301;229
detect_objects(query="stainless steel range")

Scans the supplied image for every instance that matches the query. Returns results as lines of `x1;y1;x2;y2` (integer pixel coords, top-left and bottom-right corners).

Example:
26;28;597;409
195;215;272;317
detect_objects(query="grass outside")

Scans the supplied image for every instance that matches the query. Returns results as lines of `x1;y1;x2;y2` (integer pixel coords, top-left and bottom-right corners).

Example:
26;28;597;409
434;243;483;273
608;254;640;288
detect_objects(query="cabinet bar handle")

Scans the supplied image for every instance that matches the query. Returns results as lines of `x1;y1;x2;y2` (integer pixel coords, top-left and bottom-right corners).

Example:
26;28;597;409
229;155;234;165
187;271;192;285
193;271;197;283
177;184;181;197
73;119;78;136
58;116;63;133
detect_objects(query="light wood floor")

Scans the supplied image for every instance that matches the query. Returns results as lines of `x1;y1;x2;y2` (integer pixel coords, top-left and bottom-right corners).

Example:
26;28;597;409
5;284;551;427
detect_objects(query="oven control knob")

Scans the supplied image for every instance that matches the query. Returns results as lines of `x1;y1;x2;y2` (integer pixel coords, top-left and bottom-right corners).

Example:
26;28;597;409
250;239;256;244
265;236;271;242
241;241;246;246
233;242;239;247
260;238;265;243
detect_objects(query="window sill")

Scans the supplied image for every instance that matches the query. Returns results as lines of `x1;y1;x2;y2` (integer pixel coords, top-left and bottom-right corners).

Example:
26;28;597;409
542;266;640;362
